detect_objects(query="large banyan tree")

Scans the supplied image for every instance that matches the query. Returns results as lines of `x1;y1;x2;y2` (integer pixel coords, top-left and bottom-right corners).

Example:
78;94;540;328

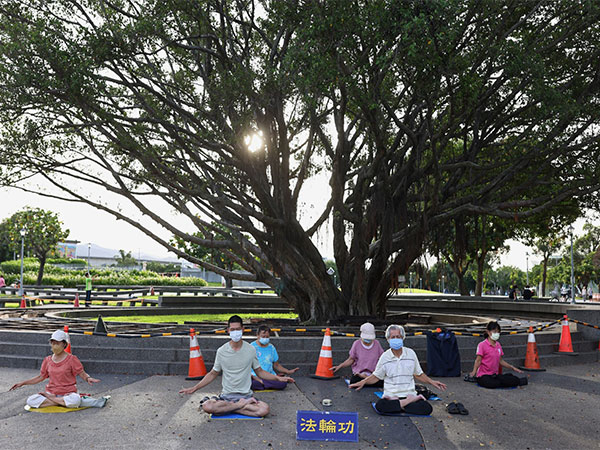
1;0;599;322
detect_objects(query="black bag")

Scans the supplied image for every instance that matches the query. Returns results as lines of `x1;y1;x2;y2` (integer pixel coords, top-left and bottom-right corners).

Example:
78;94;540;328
426;330;461;377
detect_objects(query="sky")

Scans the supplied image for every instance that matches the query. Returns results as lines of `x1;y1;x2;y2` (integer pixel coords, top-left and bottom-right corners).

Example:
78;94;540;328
0;183;594;271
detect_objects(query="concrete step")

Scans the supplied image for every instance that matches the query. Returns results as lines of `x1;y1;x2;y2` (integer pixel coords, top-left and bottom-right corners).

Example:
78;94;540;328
0;329;596;375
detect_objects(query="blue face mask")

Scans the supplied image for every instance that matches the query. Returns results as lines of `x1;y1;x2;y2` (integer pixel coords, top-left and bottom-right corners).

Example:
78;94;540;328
259;337;270;345
389;338;403;350
362;339;373;345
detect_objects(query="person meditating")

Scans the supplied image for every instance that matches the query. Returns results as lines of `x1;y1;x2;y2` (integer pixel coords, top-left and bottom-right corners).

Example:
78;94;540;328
10;329;106;409
179;315;295;417
331;322;384;387
350;324;447;415
251;324;299;391
468;321;525;388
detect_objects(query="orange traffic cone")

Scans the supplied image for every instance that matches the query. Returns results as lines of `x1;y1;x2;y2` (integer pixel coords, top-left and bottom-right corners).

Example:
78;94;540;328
19;296;26;308
64;325;72;354
185;328;207;380
555;315;578;355
73;293;80;308
310;328;339;380
519;327;545;371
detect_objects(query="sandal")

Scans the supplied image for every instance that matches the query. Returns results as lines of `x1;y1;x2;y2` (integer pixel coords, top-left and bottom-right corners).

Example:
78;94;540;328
456;402;469;415
463;374;476;383
446;402;460;414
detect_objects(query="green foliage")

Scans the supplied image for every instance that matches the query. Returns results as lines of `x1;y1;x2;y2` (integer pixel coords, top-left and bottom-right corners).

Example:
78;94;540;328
0;257;206;287
145;261;180;273
170;223;242;273
47;257;88;266
0;208;69;284
0;258;41;274
1;208;68;257
489;266;526;291
0;220;12;262
100;313;299;324
545;224;600;288
1;1;600;319
113;249;138;267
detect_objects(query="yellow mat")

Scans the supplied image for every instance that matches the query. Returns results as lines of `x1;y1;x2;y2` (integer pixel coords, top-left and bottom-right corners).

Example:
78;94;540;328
24;404;90;413
253;389;277;393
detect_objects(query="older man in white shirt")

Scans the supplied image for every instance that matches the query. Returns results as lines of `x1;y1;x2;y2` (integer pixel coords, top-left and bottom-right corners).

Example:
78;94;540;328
350;324;446;415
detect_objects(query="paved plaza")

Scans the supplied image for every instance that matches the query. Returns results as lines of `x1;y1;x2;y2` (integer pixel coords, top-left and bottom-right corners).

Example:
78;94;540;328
0;361;599;449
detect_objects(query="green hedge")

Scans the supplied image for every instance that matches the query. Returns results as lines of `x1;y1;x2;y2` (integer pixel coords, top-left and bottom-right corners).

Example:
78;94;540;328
47;257;88;266
1;271;207;287
1;258;40;274
0;258;206;287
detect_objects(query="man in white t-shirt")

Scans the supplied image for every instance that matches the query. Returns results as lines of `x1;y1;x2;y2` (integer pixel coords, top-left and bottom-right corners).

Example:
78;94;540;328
179;315;294;417
350;324;446;415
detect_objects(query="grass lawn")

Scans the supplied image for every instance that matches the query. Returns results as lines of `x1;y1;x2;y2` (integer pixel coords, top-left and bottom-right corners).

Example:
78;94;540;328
396;288;441;294
97;313;299;324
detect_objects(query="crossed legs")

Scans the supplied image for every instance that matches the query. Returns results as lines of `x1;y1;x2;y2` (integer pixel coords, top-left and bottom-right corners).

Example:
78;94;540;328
202;397;269;417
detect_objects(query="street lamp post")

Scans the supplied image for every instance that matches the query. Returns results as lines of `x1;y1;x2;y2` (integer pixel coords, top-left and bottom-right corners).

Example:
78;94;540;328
569;225;575;303
87;243;91;272
19;228;25;297
526;252;529;286
442;275;445;293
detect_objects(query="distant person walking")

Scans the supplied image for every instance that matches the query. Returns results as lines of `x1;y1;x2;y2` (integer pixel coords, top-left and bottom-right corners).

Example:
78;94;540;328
0;274;5;288
84;272;95;307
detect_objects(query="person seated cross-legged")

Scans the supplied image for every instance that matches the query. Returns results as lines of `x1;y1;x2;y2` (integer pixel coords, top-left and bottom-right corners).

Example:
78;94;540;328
251;324;299;391
350;324;446;415
10;329;106;409
331;322;384;387
469;321;525;389
179;315;294;417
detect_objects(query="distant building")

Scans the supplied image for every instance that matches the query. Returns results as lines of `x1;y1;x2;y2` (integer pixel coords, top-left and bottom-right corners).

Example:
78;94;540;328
53;242;182;268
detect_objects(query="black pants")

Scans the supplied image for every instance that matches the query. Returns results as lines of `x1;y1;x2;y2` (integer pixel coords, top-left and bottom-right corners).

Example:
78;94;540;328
476;373;520;389
85;290;91;305
350;374;384;388
376;398;433;415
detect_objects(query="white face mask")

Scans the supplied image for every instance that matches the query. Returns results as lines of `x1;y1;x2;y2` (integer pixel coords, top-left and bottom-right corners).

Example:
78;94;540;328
491;332;500;341
229;330;243;342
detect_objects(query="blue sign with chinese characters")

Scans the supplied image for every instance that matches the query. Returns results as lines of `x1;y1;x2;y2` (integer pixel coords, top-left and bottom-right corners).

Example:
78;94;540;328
296;410;359;442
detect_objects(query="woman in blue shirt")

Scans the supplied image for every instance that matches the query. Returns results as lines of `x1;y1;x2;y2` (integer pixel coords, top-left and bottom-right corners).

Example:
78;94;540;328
251;324;299;390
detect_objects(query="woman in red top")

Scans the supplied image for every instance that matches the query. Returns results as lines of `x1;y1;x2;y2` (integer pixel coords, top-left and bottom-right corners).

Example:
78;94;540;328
10;329;104;408
468;321;525;388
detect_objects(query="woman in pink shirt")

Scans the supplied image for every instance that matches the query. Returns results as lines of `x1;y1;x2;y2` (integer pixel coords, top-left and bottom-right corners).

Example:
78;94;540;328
10;329;107;408
468;321;525;388
331;322;385;387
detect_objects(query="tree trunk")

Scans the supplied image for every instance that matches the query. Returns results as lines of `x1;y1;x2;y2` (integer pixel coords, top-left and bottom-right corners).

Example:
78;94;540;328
446;254;470;296
457;274;469;296
541;256;549;297
36;255;46;286
266;219;348;323
475;256;486;296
